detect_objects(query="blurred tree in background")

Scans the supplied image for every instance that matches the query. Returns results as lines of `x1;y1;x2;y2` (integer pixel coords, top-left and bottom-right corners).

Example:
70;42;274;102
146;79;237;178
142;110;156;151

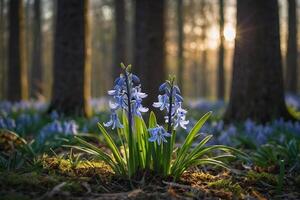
286;0;298;93
134;0;166;109
30;0;43;99
225;0;293;122
176;0;184;91
217;0;225;100
48;0;91;117
0;0;5;100
0;0;299;121
8;0;28;101
112;0;127;78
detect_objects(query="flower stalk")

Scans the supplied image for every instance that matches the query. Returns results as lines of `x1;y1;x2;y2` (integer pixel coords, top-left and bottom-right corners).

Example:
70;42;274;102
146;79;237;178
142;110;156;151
123;64;134;176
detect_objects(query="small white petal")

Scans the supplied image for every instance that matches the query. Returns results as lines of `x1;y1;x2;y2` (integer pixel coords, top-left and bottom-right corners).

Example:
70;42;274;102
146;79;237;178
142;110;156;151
109;101;119;110
153;102;162;108
108;90;116;95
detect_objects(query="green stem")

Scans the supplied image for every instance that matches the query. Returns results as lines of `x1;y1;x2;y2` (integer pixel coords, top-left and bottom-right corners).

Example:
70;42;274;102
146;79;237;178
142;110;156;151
124;69;134;178
163;81;174;175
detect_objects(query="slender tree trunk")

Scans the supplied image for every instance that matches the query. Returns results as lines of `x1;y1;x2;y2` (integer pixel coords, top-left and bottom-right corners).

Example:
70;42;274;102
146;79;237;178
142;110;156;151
177;0;184;91
49;0;91;117
217;0;225;100
31;0;43;98
225;0;293;123
113;0;127;77
25;0;31;80
0;0;5;99
286;0;298;93
134;0;166;109
199;0;208;98
200;47;207;97
8;0;28;101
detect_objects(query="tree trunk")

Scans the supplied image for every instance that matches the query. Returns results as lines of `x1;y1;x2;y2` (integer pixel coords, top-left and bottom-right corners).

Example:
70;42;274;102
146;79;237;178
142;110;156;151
224;0;292;123
217;0;225;100
8;0;28;101
177;0;184;91
113;0;127;77
0;0;5;99
134;0;166;109
286;0;298;93
49;0;91;117
200;48;208;97
199;0;208;98
31;0;43;99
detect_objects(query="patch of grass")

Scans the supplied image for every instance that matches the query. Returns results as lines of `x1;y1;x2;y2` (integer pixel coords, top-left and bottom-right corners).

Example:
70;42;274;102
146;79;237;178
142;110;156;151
246;170;278;185
208;179;243;196
42;156;112;178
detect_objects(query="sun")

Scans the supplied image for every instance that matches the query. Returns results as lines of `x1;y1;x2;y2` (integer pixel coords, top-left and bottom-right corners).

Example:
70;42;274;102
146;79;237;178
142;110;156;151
224;24;236;42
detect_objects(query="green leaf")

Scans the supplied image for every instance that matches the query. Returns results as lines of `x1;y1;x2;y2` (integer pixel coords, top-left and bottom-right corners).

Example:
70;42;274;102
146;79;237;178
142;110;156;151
97;123;126;174
178;111;212;158
172;112;212;174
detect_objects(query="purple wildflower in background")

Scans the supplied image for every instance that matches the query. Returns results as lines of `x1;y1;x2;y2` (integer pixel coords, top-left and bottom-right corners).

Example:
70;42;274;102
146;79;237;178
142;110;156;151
38;120;79;143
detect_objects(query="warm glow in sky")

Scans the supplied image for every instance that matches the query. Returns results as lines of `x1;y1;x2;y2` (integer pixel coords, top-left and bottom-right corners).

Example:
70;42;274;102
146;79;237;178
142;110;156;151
224;24;236;42
206;23;236;49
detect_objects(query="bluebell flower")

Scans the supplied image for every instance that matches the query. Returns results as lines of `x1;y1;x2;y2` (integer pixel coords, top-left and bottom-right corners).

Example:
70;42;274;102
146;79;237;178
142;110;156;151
37;120;79;143
0;117;16;130
50;111;60;120
173;106;189;129
154;80;189;130
131;85;148;117
132;99;148;117
148;125;171;145
131;85;147;100
153;94;169;111
104;68;148;130
63;120;79;135
104;110;124;129
217;125;237;145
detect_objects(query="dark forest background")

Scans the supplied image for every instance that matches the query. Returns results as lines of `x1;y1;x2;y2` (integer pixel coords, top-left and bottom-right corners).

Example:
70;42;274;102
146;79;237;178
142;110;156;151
0;0;299;122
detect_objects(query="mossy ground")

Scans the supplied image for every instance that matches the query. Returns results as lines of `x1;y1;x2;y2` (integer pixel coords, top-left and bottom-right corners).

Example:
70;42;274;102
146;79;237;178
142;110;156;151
1;156;300;200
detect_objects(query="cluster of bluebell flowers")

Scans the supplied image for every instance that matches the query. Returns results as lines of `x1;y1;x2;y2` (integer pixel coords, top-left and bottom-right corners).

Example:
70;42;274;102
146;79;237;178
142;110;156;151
104;64;148;129
150;77;189;144
153;80;189;130
38;120;79;143
103;64;189;147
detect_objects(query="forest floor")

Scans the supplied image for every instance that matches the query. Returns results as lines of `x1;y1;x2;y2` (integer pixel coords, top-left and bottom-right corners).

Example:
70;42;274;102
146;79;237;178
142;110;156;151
1;156;300;200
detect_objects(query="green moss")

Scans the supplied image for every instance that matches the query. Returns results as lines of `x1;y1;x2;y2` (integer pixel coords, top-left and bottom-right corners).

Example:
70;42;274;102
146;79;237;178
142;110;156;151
246;171;278;185
0;171;59;190
208;179;243;195
42;156;112;177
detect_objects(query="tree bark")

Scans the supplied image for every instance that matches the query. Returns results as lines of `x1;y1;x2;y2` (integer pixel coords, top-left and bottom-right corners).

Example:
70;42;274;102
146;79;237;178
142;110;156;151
113;0;127;77
199;0;208;98
286;0;298;93
177;0;184;91
31;0;43;99
8;0;28;101
217;0;225;100
49;0;91;117
224;0;293;123
0;0;5;99
134;0;166;109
